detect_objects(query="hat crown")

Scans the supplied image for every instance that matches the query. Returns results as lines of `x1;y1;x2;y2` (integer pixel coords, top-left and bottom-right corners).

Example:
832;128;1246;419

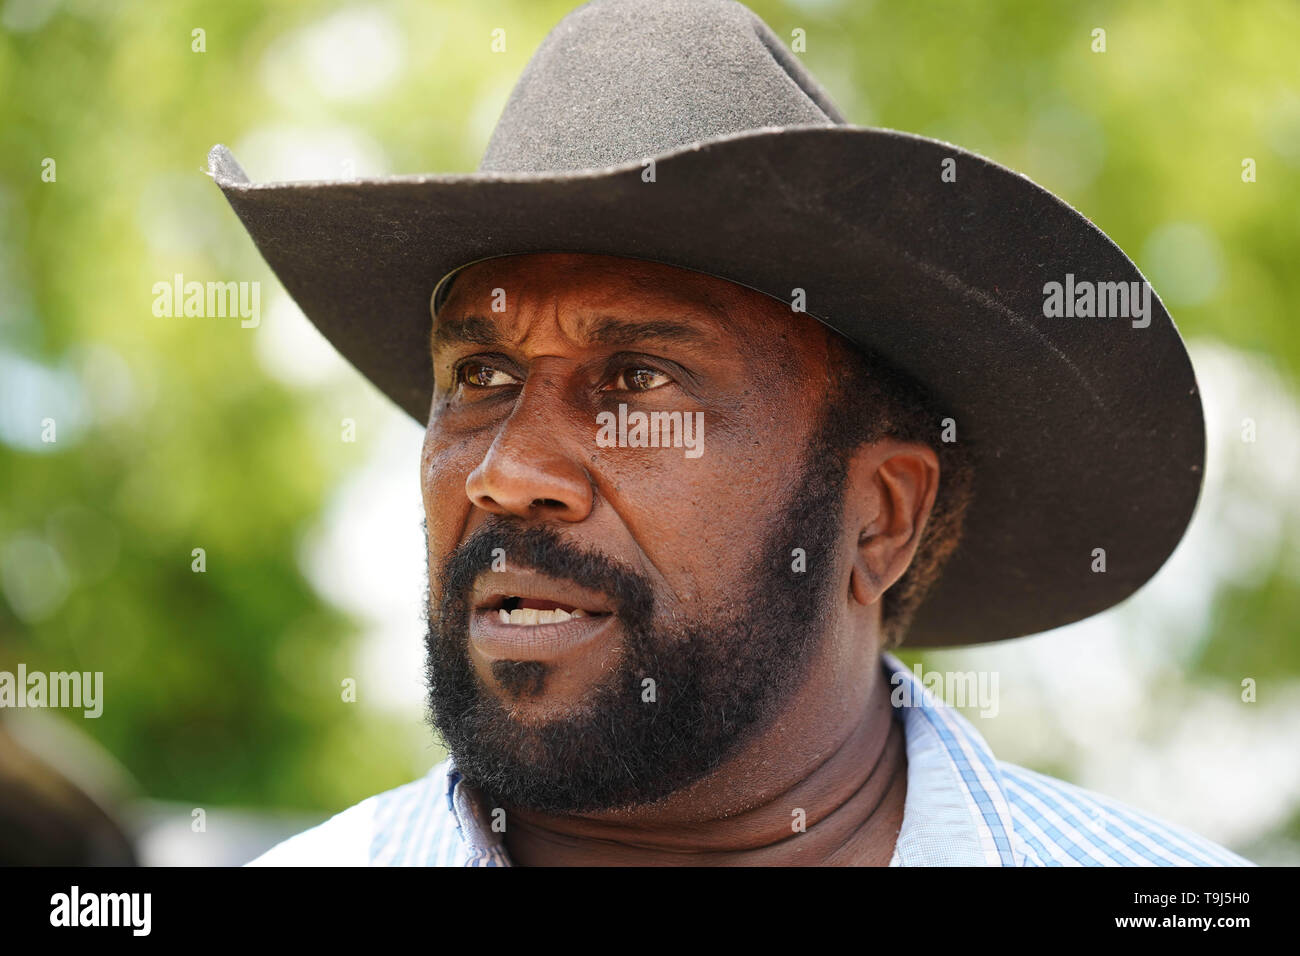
479;0;845;173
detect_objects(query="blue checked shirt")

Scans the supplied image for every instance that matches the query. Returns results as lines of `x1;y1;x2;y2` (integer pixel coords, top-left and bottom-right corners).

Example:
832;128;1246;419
248;652;1254;866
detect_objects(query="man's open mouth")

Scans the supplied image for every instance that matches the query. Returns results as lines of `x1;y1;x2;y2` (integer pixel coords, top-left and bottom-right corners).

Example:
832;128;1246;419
468;573;620;662
490;596;601;626
472;572;616;628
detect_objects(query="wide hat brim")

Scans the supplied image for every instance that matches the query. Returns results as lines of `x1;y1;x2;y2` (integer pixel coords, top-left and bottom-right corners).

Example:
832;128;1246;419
209;124;1204;649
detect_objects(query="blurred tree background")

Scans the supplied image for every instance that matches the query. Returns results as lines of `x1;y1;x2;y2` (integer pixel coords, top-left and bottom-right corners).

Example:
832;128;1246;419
1;0;1297;863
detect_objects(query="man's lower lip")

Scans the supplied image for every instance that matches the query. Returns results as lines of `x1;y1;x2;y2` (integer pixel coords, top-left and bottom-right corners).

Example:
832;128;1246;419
469;608;617;661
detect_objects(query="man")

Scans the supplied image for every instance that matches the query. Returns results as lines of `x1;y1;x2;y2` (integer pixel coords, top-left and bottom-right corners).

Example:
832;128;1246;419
212;0;1251;865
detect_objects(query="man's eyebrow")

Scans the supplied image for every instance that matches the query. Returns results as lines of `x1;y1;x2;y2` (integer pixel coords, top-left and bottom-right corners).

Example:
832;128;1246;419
432;315;507;350
583;316;714;347
432;314;716;351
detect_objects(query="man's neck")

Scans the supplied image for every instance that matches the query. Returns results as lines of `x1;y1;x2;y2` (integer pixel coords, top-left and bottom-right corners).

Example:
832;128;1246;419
496;662;907;866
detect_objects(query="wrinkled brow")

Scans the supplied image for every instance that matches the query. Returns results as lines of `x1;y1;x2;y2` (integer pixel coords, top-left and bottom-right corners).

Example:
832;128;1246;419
431;314;716;352
432;315;502;350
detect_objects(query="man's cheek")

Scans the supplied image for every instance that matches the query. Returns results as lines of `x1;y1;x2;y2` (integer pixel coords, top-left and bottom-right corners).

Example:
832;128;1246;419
420;428;455;480
421;439;476;574
421;432;478;501
617;468;746;606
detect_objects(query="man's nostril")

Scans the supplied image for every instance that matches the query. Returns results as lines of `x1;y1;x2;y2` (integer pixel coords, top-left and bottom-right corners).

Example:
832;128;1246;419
531;498;565;509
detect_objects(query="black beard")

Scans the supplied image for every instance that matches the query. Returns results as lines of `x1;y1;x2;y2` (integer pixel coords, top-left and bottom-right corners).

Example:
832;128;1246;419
423;426;850;814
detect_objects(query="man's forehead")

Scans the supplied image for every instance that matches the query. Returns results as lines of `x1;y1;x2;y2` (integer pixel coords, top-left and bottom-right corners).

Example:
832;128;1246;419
431;252;831;372
436;253;751;325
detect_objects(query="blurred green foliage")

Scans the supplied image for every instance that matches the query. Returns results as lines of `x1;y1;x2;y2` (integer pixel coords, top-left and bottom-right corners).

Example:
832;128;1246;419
1;0;1296;856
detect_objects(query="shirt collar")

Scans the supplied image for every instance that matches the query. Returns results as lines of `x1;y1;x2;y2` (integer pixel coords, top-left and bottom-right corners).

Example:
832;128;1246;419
446;768;512;866
444;651;1020;866
881;650;1021;865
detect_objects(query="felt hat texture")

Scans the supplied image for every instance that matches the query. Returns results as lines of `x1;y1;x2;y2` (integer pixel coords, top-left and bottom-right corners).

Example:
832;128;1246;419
209;0;1205;648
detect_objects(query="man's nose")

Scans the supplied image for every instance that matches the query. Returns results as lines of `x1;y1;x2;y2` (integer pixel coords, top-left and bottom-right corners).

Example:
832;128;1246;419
465;371;594;522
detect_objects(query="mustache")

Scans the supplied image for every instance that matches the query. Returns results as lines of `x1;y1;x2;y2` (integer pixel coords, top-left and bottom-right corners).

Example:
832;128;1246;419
434;520;655;626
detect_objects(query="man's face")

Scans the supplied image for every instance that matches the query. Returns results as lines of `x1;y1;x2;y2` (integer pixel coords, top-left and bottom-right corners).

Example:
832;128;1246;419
420;253;859;813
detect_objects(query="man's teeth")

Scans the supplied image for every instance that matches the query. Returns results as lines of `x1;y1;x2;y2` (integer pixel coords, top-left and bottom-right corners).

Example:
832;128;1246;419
496;607;588;625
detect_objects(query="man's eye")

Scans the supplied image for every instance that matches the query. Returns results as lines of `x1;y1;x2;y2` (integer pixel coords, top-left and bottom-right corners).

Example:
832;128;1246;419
607;366;672;392
457;362;518;389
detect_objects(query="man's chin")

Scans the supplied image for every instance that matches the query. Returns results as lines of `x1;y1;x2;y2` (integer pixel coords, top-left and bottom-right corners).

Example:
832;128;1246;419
441;740;676;814
471;624;629;711
428;634;733;816
479;668;619;731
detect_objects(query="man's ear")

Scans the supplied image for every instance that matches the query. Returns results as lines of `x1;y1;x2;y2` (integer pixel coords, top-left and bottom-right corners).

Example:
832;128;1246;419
847;440;941;609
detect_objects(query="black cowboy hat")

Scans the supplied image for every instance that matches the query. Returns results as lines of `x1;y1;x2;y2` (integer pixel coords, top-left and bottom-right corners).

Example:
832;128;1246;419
208;0;1204;649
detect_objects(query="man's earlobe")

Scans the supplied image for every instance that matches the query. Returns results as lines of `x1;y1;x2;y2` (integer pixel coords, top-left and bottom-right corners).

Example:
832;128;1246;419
848;442;940;608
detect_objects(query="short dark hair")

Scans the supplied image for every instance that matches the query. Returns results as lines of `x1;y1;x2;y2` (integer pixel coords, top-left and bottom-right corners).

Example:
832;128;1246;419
817;334;975;650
